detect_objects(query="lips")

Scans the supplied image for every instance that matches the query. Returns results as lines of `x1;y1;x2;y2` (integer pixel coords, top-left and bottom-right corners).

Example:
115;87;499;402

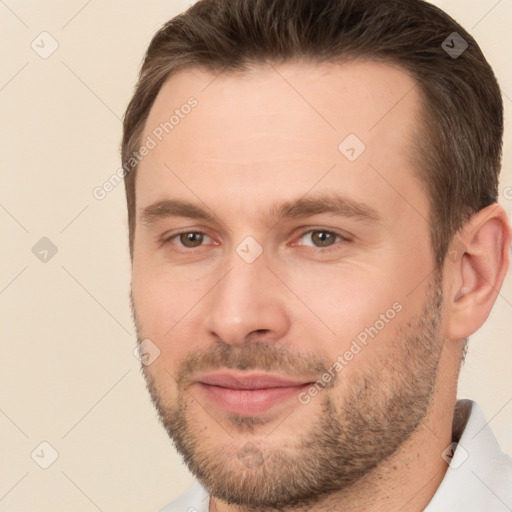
194;371;314;416
198;371;312;389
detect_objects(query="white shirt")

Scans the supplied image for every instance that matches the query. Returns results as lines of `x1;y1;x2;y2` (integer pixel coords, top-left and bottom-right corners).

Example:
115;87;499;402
158;399;512;512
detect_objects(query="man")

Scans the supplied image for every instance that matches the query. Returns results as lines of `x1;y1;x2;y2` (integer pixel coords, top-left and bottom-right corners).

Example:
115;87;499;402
122;0;512;510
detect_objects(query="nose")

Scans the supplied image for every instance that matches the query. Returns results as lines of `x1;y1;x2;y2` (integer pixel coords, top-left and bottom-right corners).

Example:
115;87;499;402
203;250;291;346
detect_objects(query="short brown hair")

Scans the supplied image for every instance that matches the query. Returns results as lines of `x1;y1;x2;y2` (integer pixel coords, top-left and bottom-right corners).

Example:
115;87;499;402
122;0;503;267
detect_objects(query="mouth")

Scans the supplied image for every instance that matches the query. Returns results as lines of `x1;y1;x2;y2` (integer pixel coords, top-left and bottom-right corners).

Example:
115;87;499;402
193;371;314;416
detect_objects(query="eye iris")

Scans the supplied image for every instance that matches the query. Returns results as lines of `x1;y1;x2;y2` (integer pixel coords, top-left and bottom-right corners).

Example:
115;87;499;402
312;231;335;247
180;232;203;247
176;232;337;248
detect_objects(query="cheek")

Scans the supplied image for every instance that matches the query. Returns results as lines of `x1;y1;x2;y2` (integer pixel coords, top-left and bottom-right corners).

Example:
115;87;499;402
284;263;404;343
132;264;193;341
132;263;210;379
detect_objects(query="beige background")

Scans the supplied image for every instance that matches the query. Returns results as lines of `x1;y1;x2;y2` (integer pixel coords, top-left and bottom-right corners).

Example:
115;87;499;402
1;1;511;511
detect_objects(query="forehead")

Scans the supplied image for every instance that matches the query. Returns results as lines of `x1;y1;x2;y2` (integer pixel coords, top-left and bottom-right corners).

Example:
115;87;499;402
143;60;421;153
136;60;427;227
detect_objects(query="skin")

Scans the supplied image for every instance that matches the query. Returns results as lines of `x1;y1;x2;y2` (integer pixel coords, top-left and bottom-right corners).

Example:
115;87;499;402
130;61;511;511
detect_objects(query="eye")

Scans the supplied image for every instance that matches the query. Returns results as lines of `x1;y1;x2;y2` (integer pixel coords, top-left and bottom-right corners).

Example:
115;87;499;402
296;229;345;248
165;231;213;249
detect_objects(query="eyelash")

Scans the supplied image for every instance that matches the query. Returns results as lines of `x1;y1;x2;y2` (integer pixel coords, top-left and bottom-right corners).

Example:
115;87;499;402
161;228;349;252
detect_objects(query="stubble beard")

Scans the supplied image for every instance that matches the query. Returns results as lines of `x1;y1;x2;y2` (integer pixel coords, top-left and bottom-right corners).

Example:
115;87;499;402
136;272;444;511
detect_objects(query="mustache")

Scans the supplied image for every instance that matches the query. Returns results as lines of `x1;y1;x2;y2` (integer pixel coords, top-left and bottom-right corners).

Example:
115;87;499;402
174;341;333;388
131;293;337;389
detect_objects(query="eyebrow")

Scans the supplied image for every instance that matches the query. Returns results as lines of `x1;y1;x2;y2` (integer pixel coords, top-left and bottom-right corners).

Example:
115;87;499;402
139;193;381;227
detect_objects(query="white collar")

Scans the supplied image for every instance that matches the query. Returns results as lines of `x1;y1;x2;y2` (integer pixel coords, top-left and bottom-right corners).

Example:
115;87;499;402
425;399;512;511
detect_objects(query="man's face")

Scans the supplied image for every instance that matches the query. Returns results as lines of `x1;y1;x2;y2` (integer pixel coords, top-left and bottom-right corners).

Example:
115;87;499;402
131;61;446;508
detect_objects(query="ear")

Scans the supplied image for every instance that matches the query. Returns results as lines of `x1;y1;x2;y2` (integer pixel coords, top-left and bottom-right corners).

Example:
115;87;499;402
443;203;511;340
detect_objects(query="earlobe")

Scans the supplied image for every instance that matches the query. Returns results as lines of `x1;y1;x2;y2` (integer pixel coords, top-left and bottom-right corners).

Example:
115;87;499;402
444;204;511;340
